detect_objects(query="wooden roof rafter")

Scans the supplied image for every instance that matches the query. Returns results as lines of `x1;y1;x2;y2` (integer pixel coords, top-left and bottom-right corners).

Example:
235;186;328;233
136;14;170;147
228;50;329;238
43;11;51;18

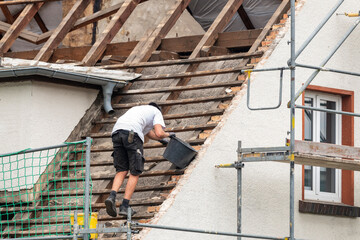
37;0;149;44
0;2;43;54
0;6;15;23
124;0;192;65
81;0;141;66
3;30;261;61
161;0;245;114
238;5;254;29
0;0;60;6
0;0;149;48
34;0;91;62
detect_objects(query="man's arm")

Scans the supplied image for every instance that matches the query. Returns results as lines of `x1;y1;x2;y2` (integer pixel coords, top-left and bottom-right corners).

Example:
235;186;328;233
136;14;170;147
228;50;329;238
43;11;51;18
147;124;170;140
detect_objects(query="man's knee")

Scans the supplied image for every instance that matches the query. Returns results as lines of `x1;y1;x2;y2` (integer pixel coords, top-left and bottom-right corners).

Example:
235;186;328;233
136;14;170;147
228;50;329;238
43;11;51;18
129;169;142;176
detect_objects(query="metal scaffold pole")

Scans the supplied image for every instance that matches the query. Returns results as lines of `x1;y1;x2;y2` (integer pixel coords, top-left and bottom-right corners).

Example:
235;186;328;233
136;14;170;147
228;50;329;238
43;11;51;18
289;0;296;239
84;137;92;240
237;141;243;240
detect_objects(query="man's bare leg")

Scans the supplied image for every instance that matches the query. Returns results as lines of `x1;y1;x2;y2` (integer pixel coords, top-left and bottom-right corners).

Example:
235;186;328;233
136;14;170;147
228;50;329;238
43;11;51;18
111;171;128;191
124;174;139;200
105;171;127;217
119;174;139;216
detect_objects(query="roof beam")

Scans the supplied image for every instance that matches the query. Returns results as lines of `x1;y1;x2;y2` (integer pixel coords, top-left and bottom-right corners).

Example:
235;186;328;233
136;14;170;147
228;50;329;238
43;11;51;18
125;0;191;64
0;3;43;54
237;5;254;29
0;20;38;43
189;0;244;59
162;0;244;114
136;66;251;81
112;94;234;109
103;50;262;69
119;80;243;95
89;123;217;138
34;12;47;33
81;0;140;66
0;0;59;6
0;6;15;23
34;0;91;62
249;0;290;52
36;2;125;44
36;0;149;44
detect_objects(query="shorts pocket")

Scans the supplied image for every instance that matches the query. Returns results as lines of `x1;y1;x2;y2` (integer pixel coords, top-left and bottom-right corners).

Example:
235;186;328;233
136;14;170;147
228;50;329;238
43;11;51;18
134;149;145;173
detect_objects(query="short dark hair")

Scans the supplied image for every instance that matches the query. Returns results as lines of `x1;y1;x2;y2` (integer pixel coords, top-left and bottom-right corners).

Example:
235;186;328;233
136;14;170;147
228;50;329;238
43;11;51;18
149;102;161;111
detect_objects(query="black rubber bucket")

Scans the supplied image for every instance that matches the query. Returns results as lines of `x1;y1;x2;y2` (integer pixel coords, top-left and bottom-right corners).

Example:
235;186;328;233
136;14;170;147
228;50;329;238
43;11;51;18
163;136;197;168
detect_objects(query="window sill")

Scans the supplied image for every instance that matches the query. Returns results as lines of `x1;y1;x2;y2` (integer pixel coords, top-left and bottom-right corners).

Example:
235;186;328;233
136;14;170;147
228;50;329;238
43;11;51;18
299;200;360;218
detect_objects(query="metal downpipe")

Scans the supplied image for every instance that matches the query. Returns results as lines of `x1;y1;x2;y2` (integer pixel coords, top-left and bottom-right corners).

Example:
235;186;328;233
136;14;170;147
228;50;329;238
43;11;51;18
102;82;117;114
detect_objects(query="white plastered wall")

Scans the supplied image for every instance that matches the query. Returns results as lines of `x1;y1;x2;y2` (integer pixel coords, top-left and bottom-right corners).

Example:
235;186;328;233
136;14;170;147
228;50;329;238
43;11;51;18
0;81;98;153
0;80;98;190
143;0;360;239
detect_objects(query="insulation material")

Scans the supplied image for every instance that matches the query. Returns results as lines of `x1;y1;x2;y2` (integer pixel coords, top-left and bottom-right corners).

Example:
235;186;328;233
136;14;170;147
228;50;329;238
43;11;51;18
188;0;282;31
0;2;62;52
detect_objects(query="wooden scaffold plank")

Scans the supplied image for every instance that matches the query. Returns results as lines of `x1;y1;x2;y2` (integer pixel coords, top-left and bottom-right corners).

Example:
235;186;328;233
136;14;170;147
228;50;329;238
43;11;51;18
81;0;140;66
0;2;43;54
34;0;91;62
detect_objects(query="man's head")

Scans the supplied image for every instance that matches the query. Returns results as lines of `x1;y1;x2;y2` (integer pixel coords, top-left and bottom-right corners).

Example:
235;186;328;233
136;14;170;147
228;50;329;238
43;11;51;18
149;102;161;111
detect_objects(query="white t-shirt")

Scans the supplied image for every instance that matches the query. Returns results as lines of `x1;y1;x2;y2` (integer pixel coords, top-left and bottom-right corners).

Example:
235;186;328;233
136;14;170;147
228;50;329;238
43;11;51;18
112;105;166;142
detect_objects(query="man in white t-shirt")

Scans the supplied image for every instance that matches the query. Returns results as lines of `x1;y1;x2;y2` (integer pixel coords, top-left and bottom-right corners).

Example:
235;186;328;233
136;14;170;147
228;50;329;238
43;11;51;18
105;102;175;217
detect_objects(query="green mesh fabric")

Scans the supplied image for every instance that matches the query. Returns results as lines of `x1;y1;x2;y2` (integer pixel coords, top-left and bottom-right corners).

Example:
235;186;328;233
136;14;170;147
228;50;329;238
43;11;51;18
0;140;92;239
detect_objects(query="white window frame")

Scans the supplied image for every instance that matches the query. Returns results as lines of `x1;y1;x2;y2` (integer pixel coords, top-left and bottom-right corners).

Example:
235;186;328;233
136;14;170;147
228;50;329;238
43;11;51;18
304;91;342;203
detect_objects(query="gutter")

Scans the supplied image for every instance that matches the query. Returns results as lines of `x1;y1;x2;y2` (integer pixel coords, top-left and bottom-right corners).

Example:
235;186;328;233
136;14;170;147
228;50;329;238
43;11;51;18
0;66;140;114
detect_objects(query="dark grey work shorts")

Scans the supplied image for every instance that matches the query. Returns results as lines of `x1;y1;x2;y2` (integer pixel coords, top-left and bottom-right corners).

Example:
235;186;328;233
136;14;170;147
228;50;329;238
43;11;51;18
111;130;144;176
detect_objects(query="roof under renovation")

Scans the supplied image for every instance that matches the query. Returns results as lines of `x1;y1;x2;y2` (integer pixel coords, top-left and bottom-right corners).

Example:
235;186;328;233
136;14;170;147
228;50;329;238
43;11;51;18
0;0;294;239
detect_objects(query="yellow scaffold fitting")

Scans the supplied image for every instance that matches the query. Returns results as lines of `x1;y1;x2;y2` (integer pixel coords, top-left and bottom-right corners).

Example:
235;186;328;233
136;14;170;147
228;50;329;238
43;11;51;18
337;11;360;17
245;70;252;80
70;212;99;239
215;163;233;168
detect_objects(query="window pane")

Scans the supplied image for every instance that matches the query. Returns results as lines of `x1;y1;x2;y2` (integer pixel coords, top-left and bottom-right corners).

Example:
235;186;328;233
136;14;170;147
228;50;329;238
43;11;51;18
304;97;313;141
319;100;336;144
304;166;312;190
319;167;336;193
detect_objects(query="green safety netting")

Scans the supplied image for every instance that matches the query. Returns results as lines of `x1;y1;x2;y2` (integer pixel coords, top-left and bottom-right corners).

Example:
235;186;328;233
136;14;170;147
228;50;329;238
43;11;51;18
0;140;92;239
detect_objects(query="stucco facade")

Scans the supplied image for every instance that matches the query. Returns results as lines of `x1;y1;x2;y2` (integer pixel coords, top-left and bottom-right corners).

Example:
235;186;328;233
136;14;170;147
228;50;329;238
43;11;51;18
0;80;98;153
143;0;360;239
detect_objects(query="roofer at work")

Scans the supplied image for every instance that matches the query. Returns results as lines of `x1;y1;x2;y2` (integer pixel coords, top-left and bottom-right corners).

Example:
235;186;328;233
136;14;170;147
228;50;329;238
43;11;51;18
105;102;175;217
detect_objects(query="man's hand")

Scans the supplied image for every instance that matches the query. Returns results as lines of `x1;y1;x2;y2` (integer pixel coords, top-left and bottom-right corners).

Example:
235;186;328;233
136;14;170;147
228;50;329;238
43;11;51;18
168;132;176;138
158;139;169;145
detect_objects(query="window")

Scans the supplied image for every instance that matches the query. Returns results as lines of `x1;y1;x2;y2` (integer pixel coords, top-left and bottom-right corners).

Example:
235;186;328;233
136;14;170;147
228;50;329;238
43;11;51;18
304;91;342;202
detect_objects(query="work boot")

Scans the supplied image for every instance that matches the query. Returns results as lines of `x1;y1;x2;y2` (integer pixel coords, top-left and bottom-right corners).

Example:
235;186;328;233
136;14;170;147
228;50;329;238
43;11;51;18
105;196;117;217
119;204;136;217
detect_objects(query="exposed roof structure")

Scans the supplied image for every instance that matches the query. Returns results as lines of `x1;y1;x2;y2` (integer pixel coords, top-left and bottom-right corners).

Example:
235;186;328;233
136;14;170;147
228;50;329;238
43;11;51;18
0;0;292;239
